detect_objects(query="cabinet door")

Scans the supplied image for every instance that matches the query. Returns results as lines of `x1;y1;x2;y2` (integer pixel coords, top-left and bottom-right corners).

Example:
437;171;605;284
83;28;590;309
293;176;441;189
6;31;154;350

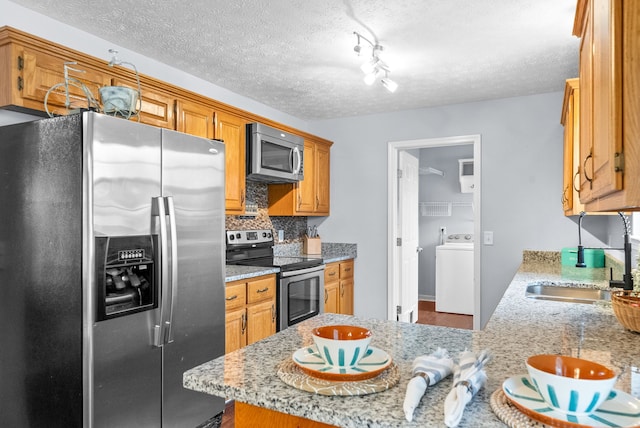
589;0;623;199
296;140;317;213
315;142;331;215
225;281;247;311
339;260;354;279
580;0;623;203
246;275;276;304
216;111;246;215
246;300;276;345
578;1;594;203
225;308;246;354
111;78;175;129
176;99;214;139
20;48;109;114
561;79;584;215
339;279;354;315
324;281;339;314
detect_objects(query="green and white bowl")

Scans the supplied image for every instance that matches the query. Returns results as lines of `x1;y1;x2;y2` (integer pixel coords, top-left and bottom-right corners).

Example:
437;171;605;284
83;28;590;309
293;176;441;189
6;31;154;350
311;325;371;368
526;354;617;416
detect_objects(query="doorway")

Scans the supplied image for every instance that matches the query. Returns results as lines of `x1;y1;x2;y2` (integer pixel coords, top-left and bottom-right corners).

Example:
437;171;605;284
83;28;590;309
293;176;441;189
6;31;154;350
387;135;481;330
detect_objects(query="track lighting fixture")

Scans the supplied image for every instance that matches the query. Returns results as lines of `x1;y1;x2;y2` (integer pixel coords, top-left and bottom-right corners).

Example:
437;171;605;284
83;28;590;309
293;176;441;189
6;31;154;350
353;31;398;93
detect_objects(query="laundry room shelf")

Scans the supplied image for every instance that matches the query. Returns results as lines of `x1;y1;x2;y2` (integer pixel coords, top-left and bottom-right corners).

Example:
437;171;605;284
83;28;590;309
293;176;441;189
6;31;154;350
419;201;473;216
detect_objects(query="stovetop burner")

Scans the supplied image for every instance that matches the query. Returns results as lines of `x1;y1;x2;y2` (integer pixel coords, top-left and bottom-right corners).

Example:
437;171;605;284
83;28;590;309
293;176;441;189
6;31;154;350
225;229;323;271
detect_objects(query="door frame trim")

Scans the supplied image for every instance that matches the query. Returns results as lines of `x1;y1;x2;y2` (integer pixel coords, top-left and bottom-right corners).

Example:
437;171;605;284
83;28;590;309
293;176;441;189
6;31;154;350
387;134;482;329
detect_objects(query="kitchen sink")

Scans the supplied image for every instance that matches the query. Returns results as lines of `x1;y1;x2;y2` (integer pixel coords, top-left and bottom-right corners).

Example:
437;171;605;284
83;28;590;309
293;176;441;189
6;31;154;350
525;284;610;304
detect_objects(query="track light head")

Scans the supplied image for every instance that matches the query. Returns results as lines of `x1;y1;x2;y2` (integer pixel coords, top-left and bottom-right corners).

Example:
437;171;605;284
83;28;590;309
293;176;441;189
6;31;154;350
381;76;398;93
352;31;398;92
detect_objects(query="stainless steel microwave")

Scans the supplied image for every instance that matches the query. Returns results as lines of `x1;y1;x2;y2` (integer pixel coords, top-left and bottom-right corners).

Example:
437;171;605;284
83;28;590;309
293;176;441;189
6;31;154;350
246;122;304;183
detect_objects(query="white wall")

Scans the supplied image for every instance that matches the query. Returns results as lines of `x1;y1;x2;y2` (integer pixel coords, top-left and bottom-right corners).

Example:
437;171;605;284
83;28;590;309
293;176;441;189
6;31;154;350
308;92;611;327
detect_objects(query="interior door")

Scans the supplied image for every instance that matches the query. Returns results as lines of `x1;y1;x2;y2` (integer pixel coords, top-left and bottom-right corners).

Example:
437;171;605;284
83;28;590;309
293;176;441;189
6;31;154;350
397;151;420;322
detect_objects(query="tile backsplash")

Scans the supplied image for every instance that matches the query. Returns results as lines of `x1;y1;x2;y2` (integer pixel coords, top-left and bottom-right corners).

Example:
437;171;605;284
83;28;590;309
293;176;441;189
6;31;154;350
225;181;308;243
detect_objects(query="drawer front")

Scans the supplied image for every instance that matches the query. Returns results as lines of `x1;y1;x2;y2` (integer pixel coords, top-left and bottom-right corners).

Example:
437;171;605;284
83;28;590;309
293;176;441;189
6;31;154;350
247;275;276;304
339;260;354;279
225;282;247;310
324;263;339;283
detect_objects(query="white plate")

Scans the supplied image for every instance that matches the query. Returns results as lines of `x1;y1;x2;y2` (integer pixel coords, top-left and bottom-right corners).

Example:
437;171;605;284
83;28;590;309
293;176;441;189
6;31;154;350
502;374;640;428
292;345;392;382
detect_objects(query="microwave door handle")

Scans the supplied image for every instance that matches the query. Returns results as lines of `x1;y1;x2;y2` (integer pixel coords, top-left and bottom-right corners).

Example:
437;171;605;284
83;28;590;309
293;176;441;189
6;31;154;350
151;196;170;348
164;196;178;344
292;146;302;175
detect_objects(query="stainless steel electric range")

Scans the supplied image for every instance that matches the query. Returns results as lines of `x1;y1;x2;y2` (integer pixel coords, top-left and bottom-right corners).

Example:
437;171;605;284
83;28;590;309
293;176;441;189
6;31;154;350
225;229;325;331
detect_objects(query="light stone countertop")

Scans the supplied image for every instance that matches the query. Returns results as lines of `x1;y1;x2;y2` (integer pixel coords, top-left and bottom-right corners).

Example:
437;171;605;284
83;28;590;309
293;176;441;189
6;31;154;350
187;255;639;427
225;242;357;282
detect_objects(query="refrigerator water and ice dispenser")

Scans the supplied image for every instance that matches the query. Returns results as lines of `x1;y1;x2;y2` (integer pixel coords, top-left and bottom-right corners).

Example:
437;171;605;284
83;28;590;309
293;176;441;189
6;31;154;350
95;235;157;321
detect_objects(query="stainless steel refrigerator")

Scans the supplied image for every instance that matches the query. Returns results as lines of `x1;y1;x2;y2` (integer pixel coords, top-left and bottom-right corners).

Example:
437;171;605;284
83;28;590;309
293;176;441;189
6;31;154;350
0;112;226;427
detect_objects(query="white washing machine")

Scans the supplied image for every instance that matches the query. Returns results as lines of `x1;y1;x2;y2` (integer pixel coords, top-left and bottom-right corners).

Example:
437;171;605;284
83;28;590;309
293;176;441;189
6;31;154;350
435;233;474;315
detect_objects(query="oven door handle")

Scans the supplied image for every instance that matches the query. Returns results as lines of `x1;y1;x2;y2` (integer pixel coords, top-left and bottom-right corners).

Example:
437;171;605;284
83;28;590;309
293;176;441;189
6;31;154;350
279;264;325;277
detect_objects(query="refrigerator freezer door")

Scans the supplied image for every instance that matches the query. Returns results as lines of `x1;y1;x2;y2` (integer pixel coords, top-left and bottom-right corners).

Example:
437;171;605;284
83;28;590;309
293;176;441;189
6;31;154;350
0;115;85;428
160;129;226;427
90;113;164;427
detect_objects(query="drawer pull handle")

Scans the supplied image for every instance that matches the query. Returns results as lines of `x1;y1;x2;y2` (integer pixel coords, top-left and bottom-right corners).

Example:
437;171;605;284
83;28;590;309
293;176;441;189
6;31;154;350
256;287;269;293
328;272;336;276
344;268;351;272
226;295;238;301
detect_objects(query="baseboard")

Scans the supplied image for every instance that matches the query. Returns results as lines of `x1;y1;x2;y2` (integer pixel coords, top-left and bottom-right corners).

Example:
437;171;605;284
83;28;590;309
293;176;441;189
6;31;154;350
419;294;435;302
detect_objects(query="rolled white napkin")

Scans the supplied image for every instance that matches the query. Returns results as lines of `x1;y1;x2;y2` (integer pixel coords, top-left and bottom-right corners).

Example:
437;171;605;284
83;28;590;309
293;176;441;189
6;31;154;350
403;348;453;422
443;349;491;427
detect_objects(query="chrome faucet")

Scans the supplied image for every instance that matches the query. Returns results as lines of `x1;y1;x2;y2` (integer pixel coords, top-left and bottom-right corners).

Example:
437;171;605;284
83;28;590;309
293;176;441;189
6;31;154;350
575;211;634;290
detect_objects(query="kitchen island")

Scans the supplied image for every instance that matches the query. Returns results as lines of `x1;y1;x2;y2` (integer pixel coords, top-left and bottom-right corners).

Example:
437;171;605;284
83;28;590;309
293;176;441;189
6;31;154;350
185;253;639;427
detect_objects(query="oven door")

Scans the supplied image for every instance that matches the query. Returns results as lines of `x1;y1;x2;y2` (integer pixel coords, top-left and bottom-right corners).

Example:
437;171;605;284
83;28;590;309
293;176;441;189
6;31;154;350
278;265;325;331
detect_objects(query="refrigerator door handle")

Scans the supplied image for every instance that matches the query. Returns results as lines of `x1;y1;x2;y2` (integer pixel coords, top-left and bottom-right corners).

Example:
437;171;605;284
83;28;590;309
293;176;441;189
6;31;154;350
151;196;171;347
164;196;178;344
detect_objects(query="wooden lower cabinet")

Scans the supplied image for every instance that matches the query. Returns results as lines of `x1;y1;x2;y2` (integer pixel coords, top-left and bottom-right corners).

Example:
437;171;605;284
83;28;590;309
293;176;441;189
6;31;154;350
225;274;276;354
323;259;354;315
235;402;337;428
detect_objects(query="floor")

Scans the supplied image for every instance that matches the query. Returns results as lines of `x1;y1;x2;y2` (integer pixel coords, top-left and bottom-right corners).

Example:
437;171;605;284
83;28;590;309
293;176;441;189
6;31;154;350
218;301;472;427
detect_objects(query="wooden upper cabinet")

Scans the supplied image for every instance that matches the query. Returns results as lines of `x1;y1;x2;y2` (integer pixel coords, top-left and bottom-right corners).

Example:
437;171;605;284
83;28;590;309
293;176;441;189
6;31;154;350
315;142;331;213
111;77;175;129
561;78;584;216
268;139;332;216
573;0;640;211
297;140;317;213
15;47;109;114
175;99;214;139
215;111;246;215
0;27;334;216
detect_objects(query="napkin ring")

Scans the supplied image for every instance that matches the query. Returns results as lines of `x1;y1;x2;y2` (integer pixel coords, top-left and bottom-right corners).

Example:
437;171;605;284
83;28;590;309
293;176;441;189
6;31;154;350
453;380;474;394
413;372;431;386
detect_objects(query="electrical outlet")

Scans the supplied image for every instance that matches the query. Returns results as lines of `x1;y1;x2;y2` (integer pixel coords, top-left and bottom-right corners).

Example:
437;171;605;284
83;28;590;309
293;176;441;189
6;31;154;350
483;231;494;245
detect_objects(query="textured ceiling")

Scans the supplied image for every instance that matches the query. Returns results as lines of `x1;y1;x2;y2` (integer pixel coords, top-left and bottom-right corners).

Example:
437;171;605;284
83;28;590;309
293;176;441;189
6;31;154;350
9;0;580;120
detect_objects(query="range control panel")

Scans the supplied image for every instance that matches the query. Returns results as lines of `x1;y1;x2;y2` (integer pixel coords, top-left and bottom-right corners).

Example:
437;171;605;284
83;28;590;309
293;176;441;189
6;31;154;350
226;229;273;245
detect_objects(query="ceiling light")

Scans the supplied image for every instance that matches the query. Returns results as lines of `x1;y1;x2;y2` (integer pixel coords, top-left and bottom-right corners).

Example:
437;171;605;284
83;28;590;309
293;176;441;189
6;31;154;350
381;76;398;93
364;70;379;85
353;31;398;93
360;57;379;74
